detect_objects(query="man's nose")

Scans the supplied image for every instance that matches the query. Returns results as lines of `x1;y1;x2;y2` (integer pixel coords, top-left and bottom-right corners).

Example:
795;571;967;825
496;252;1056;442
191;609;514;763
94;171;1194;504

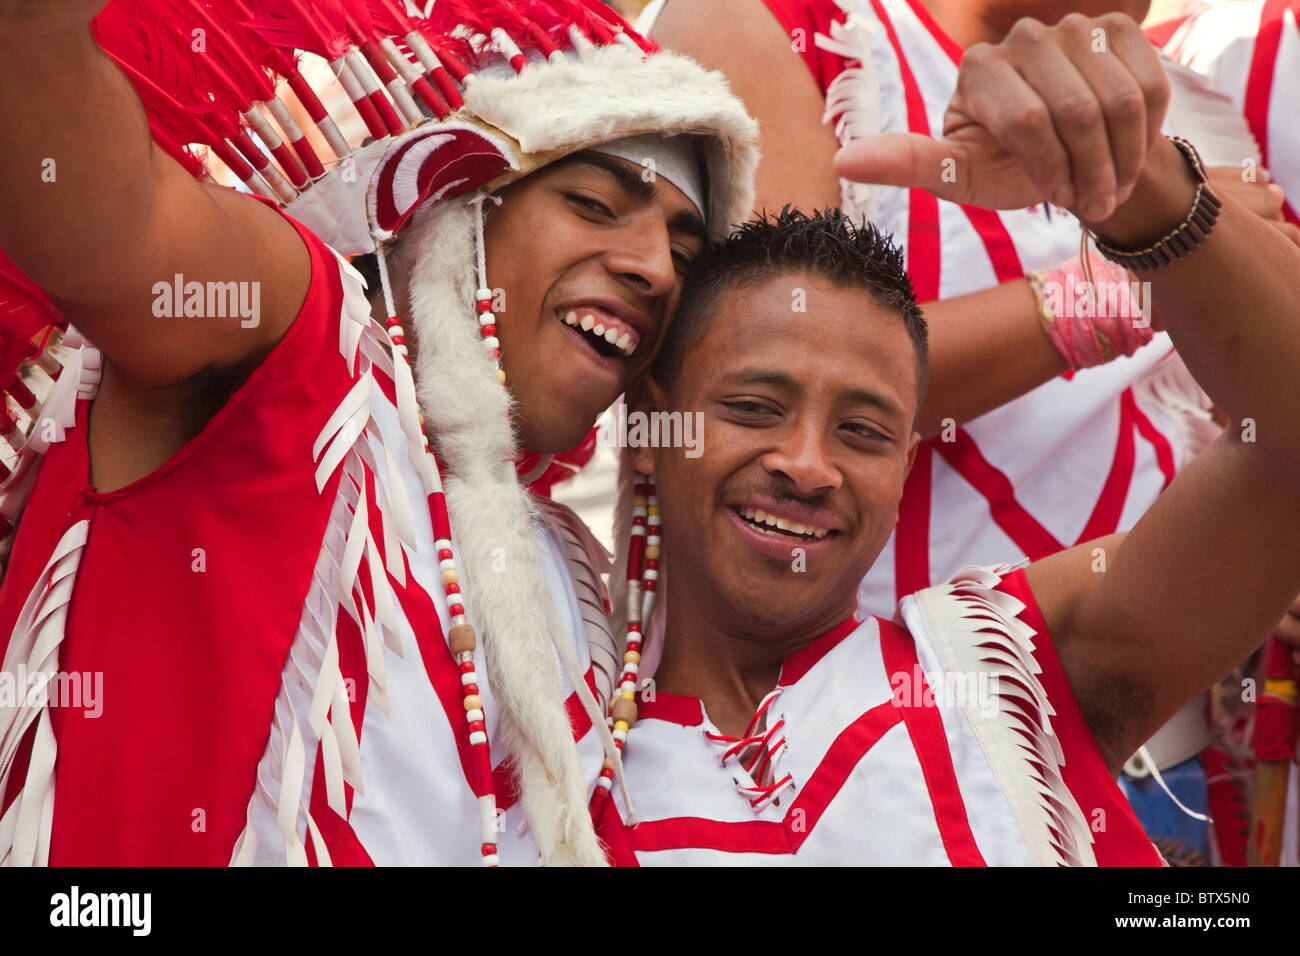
760;421;843;498
604;215;677;299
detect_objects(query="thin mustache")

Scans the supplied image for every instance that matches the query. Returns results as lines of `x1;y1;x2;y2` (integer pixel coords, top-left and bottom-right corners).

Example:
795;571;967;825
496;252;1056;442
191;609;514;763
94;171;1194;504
716;483;854;529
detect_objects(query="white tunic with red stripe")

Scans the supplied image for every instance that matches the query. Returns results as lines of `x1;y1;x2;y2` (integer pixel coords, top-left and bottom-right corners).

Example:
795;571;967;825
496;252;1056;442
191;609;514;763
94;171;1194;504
0;212;612;866
1159;0;1300;226
760;0;1208;617
593;565;1162;866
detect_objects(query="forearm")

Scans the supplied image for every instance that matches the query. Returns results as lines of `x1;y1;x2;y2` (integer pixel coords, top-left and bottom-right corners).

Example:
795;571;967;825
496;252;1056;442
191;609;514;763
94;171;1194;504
916;278;1067;437
1090;139;1300;461
0;24;165;304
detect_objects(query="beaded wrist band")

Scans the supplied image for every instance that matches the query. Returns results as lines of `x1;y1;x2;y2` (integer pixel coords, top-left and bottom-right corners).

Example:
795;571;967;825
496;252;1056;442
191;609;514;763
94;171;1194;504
1091;136;1221;272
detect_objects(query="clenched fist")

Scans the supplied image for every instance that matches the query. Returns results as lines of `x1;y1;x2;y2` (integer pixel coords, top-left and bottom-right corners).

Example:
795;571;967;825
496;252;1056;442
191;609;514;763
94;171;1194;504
835;12;1170;225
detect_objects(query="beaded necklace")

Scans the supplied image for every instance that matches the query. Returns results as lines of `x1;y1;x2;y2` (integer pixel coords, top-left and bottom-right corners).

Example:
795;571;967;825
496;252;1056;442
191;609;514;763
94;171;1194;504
375;211;506;866
590;475;659;819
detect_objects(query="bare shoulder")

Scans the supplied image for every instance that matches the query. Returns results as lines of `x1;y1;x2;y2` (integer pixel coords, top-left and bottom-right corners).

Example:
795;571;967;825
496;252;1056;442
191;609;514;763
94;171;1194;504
1024;533;1149;776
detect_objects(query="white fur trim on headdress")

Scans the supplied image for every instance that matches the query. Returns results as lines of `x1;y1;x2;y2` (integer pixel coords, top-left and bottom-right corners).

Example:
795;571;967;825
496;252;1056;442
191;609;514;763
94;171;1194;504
463;45;758;241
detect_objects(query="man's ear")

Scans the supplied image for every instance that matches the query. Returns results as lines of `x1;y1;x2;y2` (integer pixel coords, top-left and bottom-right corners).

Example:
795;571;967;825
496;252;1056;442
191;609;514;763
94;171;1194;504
904;430;922;479
626;375;669;475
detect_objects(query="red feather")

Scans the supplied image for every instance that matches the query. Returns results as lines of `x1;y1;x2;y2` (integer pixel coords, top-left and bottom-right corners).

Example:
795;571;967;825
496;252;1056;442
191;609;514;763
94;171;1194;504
366;0;412;35
337;0;378;42
243;0;351;61
206;0;302;81
170;0;277;102
95;0;252;115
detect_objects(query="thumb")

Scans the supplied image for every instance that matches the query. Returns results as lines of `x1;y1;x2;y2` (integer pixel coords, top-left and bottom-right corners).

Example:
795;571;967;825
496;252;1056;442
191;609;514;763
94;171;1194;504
834;133;959;194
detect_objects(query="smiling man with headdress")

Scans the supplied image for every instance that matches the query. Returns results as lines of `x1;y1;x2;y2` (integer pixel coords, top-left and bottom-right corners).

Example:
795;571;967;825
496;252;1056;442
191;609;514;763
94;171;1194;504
0;0;756;866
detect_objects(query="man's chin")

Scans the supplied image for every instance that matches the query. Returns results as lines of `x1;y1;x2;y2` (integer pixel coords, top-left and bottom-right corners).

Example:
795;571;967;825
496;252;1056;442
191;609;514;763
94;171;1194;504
516;413;604;456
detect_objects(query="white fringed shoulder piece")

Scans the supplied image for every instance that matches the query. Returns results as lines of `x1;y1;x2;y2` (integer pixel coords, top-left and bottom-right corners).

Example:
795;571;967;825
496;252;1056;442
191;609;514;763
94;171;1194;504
1130;349;1219;471
230;251;421;867
816;0;887;223
0;519;91;866
0;330;103;867
0;330;103;525
901;563;1097;867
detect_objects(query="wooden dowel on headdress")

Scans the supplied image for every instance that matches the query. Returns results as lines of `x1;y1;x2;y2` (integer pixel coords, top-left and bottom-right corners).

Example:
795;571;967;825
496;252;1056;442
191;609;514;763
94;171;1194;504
378;36;449;118
343;49;406;135
243;106;310;188
264;96;327;178
330;54;388;140
407;32;466;108
283;72;352;160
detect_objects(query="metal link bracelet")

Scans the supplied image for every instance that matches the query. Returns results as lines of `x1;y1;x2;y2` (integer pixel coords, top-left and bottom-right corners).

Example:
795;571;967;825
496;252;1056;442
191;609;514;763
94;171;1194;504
1090;136;1222;272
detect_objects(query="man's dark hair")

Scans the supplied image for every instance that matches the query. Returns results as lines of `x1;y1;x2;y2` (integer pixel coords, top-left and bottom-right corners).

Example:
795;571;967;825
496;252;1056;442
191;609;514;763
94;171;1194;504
652;206;929;407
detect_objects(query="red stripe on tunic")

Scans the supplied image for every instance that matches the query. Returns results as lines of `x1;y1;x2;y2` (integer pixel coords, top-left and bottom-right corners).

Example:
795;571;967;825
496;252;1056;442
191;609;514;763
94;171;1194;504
1074;392;1137;544
877;617;987;865
934;427;1064;559
627;698;901;855
1128;388;1176;490
1245;0;1300;225
894;440;933;600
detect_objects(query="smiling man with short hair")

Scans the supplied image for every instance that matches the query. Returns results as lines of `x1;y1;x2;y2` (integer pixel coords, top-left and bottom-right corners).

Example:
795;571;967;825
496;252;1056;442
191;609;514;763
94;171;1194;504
592;11;1300;865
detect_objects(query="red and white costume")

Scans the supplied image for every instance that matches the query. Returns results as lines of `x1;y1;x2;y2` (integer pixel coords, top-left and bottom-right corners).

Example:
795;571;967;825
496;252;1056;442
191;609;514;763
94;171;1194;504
1157;0;1300;866
0;216;613;866
758;0;1209;616
594;566;1162;865
1159;0;1300;227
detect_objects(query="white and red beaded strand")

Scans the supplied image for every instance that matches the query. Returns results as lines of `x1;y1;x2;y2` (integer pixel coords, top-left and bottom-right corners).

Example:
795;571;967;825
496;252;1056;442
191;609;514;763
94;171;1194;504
376;241;501;866
590;475;659;820
471;192;506;384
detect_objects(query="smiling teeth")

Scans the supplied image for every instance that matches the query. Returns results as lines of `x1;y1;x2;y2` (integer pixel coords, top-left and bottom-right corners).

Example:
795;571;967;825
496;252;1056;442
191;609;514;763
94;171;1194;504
738;506;829;539
561;310;640;358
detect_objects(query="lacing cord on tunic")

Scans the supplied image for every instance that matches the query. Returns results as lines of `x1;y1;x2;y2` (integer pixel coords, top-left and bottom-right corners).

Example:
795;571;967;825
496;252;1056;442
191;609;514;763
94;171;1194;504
703;689;795;813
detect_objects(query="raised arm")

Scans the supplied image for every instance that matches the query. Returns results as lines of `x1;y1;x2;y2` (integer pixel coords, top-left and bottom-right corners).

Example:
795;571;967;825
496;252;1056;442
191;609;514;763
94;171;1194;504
0;4;309;388
837;11;1300;773
652;0;1100;437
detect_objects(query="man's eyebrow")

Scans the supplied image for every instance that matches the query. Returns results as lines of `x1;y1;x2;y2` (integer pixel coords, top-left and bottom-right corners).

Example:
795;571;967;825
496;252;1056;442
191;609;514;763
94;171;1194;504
562;152;655;202
720;368;906;418
843;387;906;420
720;368;801;391
561;152;707;242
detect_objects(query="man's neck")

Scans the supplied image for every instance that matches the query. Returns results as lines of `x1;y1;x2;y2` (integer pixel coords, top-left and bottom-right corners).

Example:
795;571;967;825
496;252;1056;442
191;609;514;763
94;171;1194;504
655;589;856;737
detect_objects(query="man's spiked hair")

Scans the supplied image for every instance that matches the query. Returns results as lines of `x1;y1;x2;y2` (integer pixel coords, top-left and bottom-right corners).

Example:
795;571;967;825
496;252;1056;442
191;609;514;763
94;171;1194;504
652;206;929;404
